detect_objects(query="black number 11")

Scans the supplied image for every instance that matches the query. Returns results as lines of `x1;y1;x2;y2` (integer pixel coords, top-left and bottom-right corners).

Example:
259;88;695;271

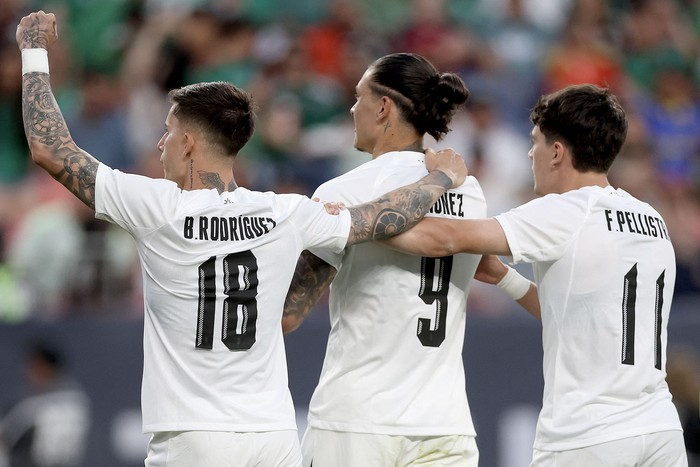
621;263;664;370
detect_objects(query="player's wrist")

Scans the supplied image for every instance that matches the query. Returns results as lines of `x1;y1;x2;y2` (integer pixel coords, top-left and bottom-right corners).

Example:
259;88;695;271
21;48;49;75
496;265;530;300
429;168;456;189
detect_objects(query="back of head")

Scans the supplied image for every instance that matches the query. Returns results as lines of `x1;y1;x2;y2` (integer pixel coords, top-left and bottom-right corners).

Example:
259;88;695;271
368;53;469;141
168;81;256;156
530;84;627;173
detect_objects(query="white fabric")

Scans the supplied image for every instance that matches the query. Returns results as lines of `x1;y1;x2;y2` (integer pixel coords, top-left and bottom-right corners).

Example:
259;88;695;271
301;427;479;467
95;164;351;433
530;430;687;467
496;265;531;300
145;430;302;467
495;185;683;451
21;48;49;75
307;151;487;436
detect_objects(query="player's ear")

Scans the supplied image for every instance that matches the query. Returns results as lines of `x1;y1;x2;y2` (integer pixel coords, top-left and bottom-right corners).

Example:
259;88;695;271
377;96;392;120
183;131;195;156
551;140;566;167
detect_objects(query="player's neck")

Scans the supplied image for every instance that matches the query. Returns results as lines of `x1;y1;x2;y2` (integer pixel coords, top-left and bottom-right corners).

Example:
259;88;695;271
187;159;238;193
560;171;610;193
371;137;424;159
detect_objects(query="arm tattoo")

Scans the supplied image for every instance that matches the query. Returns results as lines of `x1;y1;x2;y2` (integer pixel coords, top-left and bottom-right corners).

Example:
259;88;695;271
22;73;99;209
283;251;336;333
346;170;451;246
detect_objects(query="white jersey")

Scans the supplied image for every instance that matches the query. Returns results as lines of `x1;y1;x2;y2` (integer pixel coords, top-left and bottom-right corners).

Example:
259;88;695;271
495;185;683;451
94;164;351;433
307;151;487;436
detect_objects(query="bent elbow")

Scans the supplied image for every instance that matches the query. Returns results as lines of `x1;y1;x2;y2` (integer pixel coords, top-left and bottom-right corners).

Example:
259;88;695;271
29;145;52;168
281;316;301;334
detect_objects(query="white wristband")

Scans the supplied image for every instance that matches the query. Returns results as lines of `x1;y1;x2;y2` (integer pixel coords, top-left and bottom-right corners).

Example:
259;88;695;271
496;266;531;300
21;48;49;75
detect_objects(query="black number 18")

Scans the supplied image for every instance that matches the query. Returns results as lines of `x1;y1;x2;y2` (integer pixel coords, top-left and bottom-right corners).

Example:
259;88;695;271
195;251;259;351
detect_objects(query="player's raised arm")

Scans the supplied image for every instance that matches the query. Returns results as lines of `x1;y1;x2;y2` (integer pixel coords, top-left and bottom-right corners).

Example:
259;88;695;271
345;148;466;246
17;11;100;209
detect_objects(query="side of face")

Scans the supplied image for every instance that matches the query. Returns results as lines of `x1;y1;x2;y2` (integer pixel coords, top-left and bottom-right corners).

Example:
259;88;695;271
529;125;555;196
350;68;383;154
157;105;190;188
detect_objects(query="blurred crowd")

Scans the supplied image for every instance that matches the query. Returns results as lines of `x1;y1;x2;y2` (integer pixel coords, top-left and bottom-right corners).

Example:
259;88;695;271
1;0;700;321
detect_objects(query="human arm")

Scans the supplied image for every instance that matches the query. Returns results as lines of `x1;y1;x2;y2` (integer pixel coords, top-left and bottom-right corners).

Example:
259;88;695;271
282;148;466;333
381;216;512;257
17;11;100;209
282;251;336;333
344;148;466;246
475;254;541;319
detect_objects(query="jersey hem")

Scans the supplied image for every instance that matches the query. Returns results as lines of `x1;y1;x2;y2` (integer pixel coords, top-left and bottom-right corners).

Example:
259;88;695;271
534;425;683;451
308;419;475;437
144;422;297;434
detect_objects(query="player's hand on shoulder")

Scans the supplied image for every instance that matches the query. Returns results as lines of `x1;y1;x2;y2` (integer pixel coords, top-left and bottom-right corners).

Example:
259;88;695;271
16;10;58;50
425;148;467;188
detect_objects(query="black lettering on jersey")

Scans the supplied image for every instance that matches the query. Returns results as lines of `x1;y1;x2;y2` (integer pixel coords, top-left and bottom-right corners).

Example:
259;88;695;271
656;217;670;240
199;216;209;240
605;210;614;231
616;210;626;232
184;215;277;241
624;212;637;234
184;216;194;239
606;210;670;241
634;213;648;236
428;192;465;217
645;215;657;237
210;217;220;241
251;217;265;237
229;217;240;241
219;217;229;241
242;217;253;238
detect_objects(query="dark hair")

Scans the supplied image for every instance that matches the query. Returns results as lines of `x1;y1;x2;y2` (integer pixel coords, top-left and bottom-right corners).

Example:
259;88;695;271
168;81;256;156
28;340;64;371
530;84;627;172
367;53;469;141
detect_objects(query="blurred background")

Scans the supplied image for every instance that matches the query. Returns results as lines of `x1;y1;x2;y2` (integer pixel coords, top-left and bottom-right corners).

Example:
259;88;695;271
0;0;699;466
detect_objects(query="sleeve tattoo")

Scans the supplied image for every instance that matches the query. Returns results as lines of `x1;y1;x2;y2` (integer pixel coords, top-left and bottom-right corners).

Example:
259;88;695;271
22;73;99;209
346;170;451;245
282;251;337;333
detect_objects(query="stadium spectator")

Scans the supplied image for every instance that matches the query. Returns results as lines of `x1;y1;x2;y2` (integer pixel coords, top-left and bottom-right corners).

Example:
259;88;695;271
0;340;90;467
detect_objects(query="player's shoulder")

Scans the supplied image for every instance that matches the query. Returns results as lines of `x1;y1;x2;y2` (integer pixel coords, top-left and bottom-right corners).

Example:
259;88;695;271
457;175;485;196
228;187;308;210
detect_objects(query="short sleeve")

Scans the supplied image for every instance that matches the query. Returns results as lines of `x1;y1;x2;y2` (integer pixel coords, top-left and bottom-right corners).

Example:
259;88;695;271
495;193;588;264
95;164;180;237
287;196;351;260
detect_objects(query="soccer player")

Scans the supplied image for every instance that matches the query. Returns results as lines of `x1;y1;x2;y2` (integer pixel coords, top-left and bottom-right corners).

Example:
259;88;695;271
283;53;486;466
16;12;467;467
385;83;689;466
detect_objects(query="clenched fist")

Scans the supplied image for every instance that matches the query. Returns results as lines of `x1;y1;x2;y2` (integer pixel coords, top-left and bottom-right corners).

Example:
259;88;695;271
16;11;58;50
